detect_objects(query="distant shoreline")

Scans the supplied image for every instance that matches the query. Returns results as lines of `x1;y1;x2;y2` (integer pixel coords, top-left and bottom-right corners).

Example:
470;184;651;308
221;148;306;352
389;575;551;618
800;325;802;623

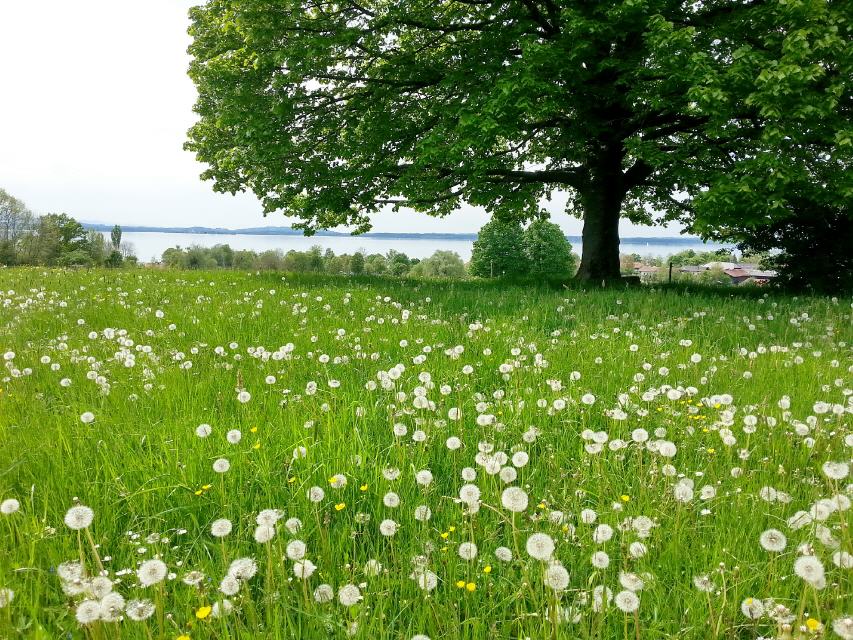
82;223;722;245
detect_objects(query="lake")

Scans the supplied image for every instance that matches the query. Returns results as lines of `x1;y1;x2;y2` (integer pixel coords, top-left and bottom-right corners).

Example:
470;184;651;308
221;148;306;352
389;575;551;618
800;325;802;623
113;231;733;263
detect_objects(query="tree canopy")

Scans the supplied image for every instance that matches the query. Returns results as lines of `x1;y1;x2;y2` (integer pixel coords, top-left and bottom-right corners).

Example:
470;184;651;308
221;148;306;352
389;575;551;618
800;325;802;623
186;0;851;280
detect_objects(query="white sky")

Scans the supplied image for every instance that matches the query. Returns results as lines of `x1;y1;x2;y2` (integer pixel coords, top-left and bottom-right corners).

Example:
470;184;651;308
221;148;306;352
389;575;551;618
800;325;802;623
0;1;682;236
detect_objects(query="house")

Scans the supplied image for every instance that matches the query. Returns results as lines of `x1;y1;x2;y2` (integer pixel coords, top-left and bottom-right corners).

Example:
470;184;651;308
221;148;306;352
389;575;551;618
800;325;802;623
723;268;751;284
702;261;737;271
634;264;660;282
679;265;707;275
724;268;778;285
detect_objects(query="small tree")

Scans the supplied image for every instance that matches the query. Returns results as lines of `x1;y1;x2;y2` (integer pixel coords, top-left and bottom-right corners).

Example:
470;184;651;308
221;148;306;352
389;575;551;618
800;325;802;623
409;250;466;279
110;225;122;250
469;220;528;278
350;251;365;276
523;219;576;278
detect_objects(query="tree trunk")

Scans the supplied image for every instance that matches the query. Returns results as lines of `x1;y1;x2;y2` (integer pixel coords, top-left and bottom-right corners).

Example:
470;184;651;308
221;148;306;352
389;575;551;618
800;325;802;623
575;184;624;282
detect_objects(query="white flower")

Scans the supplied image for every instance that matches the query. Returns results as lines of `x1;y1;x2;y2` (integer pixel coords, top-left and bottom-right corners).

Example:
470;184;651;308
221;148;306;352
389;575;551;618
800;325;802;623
511;451;529;467
458;542;478;561
526;533;555;561
415;470;433;486
100;592;125;622
228;557;258;580
256;509;282;526
210;599;233;618
308;486;325;503
383;492;400;508
196;424;212;438
619;572;644;592
413;569;438;591
501;487;528;513
364;559;383;576
1;499;20;515
137;559;168;587
254;525;275;544
64;505;94;530
219;575;240;596
226;429;242;444
615;590;640;613
414;505;431;521
284;517;302;534
459;484;481;505
286;540;307;560
592;524;613;544
544;563;570;591
580;509;597;524
581;393;596;405
692;575;713;592
794;555;825;587
823;461;849;480
495;547;513;562
591;551;610;569
213;458;230;473
832;616;853;640
211;518;232;538
740;597;764;619
379;519;399;537
314;584;334;603
338;584;362;607
125;599;155;621
80;412;95;424
759;529;786;553
0;588;14;608
237;390;251;403
294;559;317;579
833;551;853;569
75;599;102;624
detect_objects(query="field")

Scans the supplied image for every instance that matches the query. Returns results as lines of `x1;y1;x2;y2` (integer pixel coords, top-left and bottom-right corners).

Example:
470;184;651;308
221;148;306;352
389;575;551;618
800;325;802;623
0;268;850;640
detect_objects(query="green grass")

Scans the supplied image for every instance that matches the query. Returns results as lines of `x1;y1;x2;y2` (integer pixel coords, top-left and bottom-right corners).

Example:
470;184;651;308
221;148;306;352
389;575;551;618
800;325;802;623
0;267;850;640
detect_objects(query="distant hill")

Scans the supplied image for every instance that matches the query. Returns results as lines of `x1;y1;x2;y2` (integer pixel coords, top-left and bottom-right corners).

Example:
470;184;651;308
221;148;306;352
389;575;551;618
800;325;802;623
81;222;719;245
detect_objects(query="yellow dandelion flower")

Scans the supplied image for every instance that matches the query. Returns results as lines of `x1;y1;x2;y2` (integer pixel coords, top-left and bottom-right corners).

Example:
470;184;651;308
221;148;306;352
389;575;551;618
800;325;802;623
483;565;492;574
194;490;203;496
178;635;191;640
466;582;476;592
806;618;821;631
440;532;449;539
202;484;212;490
250;427;258;433
195;605;212;620
620;495;630;502
253;442;261;450
288;477;296;483
360;484;368;491
448;526;456;532
455;580;466;588
334;502;346;511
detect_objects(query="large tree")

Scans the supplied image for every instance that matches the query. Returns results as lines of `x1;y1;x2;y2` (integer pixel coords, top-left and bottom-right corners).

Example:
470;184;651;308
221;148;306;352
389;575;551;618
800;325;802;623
186;0;850;280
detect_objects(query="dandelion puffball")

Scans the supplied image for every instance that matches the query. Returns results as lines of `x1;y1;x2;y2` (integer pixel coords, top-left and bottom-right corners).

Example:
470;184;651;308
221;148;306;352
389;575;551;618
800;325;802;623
64;505;94;530
501;487;528;513
526;533;555;561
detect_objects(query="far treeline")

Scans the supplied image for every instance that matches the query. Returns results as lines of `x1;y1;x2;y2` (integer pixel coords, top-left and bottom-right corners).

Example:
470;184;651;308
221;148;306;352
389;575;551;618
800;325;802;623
0;189;137;268
162;219;579;280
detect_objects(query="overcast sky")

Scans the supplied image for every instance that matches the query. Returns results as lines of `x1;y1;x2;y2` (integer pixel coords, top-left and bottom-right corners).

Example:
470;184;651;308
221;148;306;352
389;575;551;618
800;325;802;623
0;1;684;236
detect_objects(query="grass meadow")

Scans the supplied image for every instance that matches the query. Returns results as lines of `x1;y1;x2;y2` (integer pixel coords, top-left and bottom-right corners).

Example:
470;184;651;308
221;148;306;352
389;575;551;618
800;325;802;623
0;268;851;639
